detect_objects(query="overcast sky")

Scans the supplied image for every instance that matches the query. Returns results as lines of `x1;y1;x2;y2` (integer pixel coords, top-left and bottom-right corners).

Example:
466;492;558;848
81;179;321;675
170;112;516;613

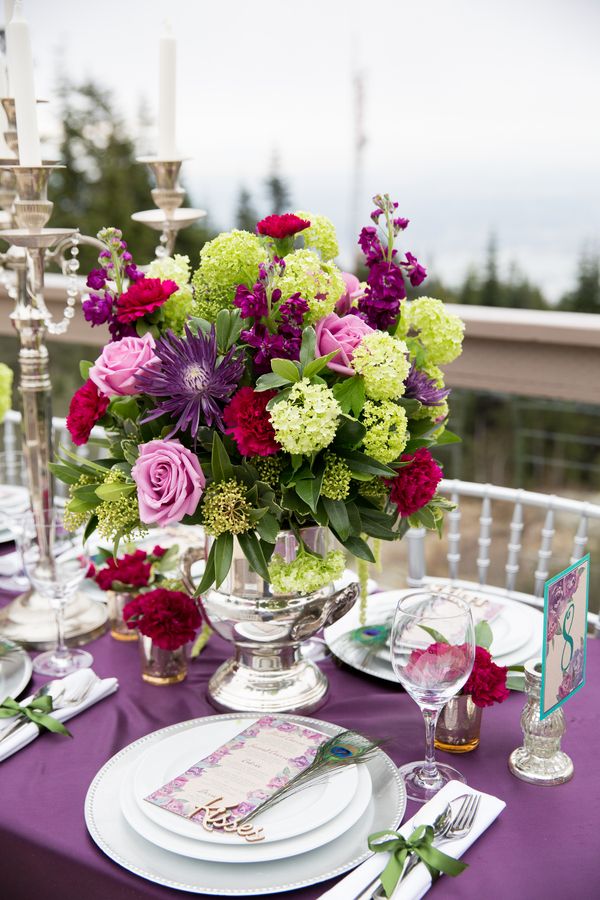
9;0;600;301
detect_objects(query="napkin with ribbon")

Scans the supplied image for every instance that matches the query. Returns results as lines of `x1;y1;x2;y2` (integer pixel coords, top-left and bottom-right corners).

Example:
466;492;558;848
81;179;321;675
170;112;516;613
0;669;118;763
318;781;506;900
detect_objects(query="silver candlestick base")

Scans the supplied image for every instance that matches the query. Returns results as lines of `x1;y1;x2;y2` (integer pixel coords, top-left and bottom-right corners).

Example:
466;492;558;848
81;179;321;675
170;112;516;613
0;162;107;648
135;156;206;256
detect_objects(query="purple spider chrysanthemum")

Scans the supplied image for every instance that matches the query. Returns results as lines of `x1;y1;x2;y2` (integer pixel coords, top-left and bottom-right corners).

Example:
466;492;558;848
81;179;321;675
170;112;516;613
137;325;244;438
404;363;450;407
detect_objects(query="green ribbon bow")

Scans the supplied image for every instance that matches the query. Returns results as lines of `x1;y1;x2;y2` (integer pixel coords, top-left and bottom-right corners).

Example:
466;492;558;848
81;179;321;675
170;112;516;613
0;695;72;737
368;825;468;897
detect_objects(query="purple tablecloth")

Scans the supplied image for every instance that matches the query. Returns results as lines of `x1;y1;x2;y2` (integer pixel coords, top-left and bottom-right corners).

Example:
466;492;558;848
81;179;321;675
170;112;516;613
1;587;599;900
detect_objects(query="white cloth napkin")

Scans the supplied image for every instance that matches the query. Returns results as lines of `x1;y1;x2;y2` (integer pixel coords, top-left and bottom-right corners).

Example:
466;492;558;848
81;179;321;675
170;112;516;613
0;668;118;763
319;780;506;900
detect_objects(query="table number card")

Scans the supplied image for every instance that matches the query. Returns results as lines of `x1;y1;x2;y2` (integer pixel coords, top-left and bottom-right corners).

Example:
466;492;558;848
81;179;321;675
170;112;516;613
541;554;590;719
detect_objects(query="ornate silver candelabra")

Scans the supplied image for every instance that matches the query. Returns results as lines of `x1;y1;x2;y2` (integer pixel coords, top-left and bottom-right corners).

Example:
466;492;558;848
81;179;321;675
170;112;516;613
132;157;205;256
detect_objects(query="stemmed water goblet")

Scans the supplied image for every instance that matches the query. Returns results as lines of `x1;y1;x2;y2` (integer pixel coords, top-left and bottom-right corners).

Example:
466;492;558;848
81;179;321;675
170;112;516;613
18;506;93;676
391;591;475;802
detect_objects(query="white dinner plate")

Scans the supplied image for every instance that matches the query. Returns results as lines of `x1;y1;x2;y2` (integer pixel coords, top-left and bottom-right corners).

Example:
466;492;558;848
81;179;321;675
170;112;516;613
325;588;544;683
85;713;406;895
133;718;359;845
0;639;32;700
123;757;371;863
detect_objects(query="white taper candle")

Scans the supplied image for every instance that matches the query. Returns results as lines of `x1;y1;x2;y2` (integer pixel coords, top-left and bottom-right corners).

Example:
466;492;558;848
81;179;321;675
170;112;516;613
158;20;176;159
6;0;41;166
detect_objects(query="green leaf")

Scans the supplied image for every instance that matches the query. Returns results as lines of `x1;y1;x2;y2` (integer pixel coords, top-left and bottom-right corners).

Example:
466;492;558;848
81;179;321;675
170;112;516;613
79;360;92;381
110;396;139;421
211;433;234;482
333;416;366;450
188;316;212;336
342;449;396;478
83;515;99;543
214;533;233;589
339;534;375;563
194;543;216;595
474;620;493;650
255;372;292;391
255;512;279;544
398;398;422;415
271;358;300;382
238;532;270;581
332;376;365;417
95;481;136;501
322;497;351;541
226;309;244;349
419;624;449;644
295;470;324;513
415;505;438;530
299;326;316;367
215;308;231;350
48;463;82;486
121;440;139;466
433;429;462;446
303;351;337;380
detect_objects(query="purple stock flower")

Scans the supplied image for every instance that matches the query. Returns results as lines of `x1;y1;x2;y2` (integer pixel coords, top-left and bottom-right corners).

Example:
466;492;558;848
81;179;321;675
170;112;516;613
279;293;309;325
394;217;410;231
404;363;450;406
137;325;244;438
404;252;427;287
82;291;113;326
125;264;145;282
108;319;137;342
86;268;107;290
234;283;269;319
358;261;406;329
358;226;385;266
242;326;288;375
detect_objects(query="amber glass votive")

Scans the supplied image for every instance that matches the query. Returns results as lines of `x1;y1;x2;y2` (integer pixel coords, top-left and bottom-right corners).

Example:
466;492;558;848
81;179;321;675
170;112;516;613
138;634;188;685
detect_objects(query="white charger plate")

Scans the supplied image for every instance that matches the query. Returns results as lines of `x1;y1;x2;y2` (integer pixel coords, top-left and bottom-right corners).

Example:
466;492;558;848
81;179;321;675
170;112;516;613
85;713;406;896
133;718;359;845
325;589;544;684
0;639;32;700
123;758;371;863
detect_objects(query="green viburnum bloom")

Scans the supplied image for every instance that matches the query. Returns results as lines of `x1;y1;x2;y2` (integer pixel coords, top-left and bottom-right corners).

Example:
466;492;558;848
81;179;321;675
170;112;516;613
269;379;341;455
250;455;284;486
295;210;339;261
400;297;464;365
321;453;352;500
147;254;193;334
0;363;13;423
95;469;146;542
275;249;345;325
351;332;411;401
191;230;269;321
358;477;388;509
201;479;252;537
268;549;345;595
361;400;408;463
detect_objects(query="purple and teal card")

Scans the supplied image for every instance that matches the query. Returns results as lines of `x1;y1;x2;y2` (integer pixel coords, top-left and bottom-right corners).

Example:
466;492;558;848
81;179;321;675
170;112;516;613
541;554;590;719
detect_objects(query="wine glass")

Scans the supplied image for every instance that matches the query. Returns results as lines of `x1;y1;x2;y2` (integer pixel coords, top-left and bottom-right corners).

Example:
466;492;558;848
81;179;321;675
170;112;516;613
18;507;93;677
391;591;475;802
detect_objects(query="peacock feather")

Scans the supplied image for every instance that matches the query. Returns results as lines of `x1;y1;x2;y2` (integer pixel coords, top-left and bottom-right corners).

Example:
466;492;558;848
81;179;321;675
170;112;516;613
237;730;380;825
350;624;391;647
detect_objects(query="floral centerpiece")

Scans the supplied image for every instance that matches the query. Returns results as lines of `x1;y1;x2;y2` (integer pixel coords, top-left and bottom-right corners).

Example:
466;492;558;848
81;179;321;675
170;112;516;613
53;195;464;598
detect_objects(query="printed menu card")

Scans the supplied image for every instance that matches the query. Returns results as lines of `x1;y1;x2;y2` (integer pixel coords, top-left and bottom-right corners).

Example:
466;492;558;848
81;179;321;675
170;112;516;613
145;716;327;837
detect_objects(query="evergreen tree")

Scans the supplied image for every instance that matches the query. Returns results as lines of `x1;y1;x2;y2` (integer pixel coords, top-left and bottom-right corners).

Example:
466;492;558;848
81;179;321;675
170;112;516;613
236;186;258;231
479;234;501;307
264;153;291;213
458;268;481;305
560;250;600;313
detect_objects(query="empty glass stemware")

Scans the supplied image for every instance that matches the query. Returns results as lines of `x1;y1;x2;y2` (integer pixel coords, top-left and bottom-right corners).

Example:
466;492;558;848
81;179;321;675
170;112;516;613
18;508;93;677
391;591;475;802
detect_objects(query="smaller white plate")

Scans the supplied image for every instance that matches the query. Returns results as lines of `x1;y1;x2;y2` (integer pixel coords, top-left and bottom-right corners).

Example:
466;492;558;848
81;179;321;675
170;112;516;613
134;719;358;845
122;763;372;864
0;639;32;700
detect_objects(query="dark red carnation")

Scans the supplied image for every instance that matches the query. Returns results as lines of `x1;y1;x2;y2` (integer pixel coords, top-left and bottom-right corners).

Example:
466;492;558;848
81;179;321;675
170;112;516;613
123;588;202;650
152;545;167;558
386;448;443;517
223;387;280;457
95;549;152;591
257;214;310;240
116;277;178;323
66;378;109;446
463;646;509;707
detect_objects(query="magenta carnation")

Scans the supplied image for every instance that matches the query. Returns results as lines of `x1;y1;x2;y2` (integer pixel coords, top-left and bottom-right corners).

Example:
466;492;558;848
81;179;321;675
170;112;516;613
386;447;443;517
66;379;109;446
223;387;280;456
116;277;178;323
123;588;202;650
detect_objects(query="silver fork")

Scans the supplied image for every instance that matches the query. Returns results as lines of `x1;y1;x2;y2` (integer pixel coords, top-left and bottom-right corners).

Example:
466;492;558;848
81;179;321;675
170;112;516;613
0;675;95;744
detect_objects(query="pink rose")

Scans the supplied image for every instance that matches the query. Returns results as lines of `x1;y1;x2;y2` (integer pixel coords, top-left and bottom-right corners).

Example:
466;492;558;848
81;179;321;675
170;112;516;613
335;272;364;315
132;439;206;526
89;333;158;397
315;313;374;376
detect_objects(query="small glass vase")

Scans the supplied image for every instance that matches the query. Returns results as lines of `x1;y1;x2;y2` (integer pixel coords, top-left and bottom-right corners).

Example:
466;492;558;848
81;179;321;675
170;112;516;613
107;591;138;642
435;694;482;753
138;634;188;685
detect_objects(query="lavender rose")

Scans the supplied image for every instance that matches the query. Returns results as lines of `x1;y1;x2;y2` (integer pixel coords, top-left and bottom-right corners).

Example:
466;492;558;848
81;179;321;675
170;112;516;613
89;332;158;396
132;439;206;526
315;312;374;376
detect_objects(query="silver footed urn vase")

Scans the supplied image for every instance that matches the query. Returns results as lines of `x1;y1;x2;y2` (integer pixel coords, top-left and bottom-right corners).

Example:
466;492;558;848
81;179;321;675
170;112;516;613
182;526;358;715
